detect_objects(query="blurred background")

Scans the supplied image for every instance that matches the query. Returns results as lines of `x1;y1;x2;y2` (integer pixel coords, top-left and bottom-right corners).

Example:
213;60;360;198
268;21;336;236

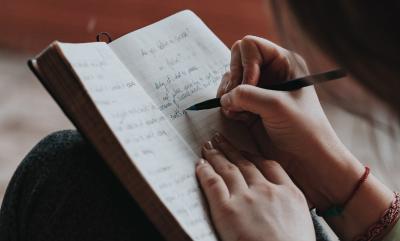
0;0;279;203
0;1;399;234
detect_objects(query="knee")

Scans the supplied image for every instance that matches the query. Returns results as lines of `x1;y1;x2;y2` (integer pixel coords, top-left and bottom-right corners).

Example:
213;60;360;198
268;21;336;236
0;130;103;239
6;129;101;197
28;129;92;162
36;129;85;150
20;130;98;172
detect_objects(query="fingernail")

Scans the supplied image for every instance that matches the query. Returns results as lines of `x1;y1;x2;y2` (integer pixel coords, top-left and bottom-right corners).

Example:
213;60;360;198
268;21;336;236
197;158;207;166
213;132;223;143
204;141;214;150
220;94;231;107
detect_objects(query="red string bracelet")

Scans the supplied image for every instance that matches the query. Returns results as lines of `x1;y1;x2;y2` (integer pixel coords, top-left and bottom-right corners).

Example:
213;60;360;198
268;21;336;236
354;192;400;241
343;166;370;207
317;166;370;217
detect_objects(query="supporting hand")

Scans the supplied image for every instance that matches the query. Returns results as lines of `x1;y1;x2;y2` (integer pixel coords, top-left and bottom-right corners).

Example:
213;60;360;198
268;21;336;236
196;133;315;241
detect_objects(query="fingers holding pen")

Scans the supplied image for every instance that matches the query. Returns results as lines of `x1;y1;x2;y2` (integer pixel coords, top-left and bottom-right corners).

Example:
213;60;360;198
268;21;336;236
217;36;291;119
220;84;285;116
226;38;262;94
217;72;231;98
218;38;264;122
226;36;287;90
239;36;263;86
228;40;243;93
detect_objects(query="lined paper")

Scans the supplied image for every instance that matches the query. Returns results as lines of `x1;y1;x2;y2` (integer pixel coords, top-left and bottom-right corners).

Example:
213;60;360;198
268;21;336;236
110;10;257;155
59;42;217;241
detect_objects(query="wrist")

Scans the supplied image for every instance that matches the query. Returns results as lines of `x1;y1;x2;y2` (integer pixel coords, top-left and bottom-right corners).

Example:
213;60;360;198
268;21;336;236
317;147;365;209
292;133;364;211
325;175;394;240
301;135;395;240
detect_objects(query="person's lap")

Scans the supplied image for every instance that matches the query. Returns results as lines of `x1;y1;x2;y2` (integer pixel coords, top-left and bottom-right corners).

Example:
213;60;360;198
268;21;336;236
0;130;164;241
0;130;331;241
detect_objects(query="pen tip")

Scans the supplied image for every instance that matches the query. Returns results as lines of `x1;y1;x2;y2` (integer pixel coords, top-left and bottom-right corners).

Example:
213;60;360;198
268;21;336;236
186;105;197;111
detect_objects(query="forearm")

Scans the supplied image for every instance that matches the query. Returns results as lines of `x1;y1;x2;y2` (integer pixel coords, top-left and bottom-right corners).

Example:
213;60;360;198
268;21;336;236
306;142;394;240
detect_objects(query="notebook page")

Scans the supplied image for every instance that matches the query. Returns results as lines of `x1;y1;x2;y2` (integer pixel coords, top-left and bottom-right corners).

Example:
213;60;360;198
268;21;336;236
110;10;257;155
58;42;217;241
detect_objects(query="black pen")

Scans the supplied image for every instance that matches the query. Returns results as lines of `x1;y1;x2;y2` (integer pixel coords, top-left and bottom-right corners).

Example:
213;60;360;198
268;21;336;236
186;68;346;111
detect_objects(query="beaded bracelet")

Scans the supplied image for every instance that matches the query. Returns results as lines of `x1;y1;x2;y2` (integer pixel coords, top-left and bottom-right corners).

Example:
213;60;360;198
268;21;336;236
317;166;370;217
353;192;400;241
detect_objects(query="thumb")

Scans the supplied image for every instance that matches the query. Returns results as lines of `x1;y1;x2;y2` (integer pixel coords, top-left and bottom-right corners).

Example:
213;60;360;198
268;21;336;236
220;85;285;116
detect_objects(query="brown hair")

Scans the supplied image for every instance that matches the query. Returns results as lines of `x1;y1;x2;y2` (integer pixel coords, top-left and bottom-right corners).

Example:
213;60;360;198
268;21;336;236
277;0;400;114
269;1;400;189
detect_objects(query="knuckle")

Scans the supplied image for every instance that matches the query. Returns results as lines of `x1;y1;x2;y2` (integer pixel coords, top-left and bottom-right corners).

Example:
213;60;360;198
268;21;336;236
219;203;238;216
287;184;306;200
218;163;239;177
237;160;256;169
230;63;242;73
234;85;252;100
242;35;256;43
284;57;292;73
231;40;241;50
256;183;274;196
279;52;292;72
242;61;259;70
222;71;231;79
205;148;222;157
241;192;256;205
204;176;221;189
293;53;309;73
293;52;306;64
223;162;239;172
280;51;309;78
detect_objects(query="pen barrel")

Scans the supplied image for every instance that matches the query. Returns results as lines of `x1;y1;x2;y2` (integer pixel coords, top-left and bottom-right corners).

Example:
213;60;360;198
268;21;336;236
262;69;347;91
265;80;311;91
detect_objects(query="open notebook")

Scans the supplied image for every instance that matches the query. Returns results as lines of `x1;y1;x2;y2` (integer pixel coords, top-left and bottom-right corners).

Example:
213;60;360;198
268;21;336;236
29;10;257;241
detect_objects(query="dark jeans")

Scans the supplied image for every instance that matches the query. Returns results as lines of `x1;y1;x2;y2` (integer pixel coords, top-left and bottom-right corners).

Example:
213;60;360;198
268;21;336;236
0;130;332;241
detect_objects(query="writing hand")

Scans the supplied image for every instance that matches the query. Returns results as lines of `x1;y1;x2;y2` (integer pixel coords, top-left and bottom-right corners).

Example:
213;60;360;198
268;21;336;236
218;35;364;211
217;36;395;240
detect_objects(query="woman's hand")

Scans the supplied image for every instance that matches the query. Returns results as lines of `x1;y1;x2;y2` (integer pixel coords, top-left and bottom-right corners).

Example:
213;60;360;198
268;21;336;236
196;133;315;241
217;36;395;240
218;35;364;211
